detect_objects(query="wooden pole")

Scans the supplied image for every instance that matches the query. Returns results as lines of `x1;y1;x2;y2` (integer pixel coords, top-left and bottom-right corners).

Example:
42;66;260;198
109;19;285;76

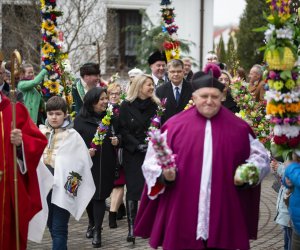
10;50;22;250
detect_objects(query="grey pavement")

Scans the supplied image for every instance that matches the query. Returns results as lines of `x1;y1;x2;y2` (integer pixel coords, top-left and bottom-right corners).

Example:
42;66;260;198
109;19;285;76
27;174;285;250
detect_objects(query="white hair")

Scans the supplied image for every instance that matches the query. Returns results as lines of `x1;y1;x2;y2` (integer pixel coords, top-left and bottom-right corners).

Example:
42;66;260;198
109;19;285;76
128;68;143;78
205;52;218;61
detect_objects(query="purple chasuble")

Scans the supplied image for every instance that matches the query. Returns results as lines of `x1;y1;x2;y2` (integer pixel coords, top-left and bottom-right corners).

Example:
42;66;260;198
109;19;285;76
134;106;260;250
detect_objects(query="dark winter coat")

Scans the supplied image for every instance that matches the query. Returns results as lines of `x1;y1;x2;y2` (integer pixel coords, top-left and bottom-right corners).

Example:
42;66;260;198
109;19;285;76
74;112;119;200
222;89;240;114
156;80;192;124
185;70;194;82
119;98;157;200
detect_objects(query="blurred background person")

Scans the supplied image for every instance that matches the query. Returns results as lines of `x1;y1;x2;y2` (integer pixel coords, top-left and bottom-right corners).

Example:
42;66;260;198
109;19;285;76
234;67;247;82
182;57;193;82
106;82;127;228
248;64;265;102
17;63;48;124
128;68;143;82
0;62;23;102
72;62;100;114
148;50;168;88
127;67;144;92
218;70;240;113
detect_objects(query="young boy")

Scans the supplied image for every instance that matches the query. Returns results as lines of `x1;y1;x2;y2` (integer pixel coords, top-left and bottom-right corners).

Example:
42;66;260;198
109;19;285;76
38;96;95;249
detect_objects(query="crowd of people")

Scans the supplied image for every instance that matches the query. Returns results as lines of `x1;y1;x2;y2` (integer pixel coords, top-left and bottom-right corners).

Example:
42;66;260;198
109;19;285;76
1;48;299;250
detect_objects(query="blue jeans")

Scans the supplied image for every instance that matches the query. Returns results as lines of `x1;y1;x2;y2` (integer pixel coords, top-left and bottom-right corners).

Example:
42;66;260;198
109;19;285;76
283;226;292;250
47;191;70;250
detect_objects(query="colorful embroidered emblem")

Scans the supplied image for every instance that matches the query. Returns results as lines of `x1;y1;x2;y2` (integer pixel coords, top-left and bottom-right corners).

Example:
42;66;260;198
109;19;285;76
64;171;82;197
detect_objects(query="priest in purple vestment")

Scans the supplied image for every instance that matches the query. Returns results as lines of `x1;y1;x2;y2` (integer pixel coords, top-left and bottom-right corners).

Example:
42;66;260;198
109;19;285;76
134;72;270;250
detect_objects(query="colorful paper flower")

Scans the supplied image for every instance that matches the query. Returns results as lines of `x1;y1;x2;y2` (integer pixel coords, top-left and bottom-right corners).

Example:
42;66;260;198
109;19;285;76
231;79;271;148
40;0;74;111
91;104;114;148
262;0;300;160
146;98;167;142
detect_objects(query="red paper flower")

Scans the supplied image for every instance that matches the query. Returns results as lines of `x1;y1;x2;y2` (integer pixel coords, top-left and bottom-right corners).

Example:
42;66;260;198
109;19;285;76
287;134;300;148
274;135;288;145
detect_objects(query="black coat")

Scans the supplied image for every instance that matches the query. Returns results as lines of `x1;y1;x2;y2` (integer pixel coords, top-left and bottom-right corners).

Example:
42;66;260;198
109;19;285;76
156;80;193;124
74;113;119;200
119;99;157;200
2;82;24;103
222;89;240;114
185;70;194;82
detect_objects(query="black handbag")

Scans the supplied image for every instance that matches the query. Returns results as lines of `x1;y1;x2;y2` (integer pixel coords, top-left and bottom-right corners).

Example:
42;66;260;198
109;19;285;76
114;148;123;180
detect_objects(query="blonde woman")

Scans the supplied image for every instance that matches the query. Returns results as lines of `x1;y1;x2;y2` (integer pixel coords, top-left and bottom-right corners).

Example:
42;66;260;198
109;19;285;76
119;74;160;244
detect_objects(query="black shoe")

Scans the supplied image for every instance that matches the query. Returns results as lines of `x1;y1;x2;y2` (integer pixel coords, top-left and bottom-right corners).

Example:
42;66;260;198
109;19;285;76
117;203;126;220
86;224;94;239
126;234;135;244
109;211;117;228
92;228;101;248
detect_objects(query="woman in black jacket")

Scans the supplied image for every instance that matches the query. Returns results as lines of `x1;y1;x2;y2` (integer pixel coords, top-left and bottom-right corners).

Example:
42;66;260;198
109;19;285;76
219;70;240;113
119;74;160;243
74;87;120;248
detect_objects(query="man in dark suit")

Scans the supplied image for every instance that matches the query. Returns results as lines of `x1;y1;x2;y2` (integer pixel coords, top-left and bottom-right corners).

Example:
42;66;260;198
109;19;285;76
72;62;100;114
156;59;192;124
148;50;168;88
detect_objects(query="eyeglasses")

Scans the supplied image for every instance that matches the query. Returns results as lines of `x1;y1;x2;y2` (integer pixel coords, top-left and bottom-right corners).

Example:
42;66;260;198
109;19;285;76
110;92;120;96
169;70;183;74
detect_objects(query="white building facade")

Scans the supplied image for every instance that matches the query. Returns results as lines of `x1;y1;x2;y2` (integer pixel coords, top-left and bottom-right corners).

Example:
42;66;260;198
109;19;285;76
0;0;214;73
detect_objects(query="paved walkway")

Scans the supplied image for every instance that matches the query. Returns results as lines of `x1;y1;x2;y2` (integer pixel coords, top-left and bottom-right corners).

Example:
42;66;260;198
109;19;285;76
28;174;284;249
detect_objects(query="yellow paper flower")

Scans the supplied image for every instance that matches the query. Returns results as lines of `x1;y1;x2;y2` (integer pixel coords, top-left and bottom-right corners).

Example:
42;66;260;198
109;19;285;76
273;81;284;91
41;0;45;9
102;116;111;126
285;79;295;90
266;103;284;116
42;21;55;32
268;80;274;89
43;80;53;88
49;81;61;94
265;47;296;71
286;102;300;113
184;99;194;110
42;43;55;54
239;110;246;119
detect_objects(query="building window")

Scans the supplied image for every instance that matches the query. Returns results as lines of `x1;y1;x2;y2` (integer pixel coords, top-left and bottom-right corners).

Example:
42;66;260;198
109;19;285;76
106;9;141;73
